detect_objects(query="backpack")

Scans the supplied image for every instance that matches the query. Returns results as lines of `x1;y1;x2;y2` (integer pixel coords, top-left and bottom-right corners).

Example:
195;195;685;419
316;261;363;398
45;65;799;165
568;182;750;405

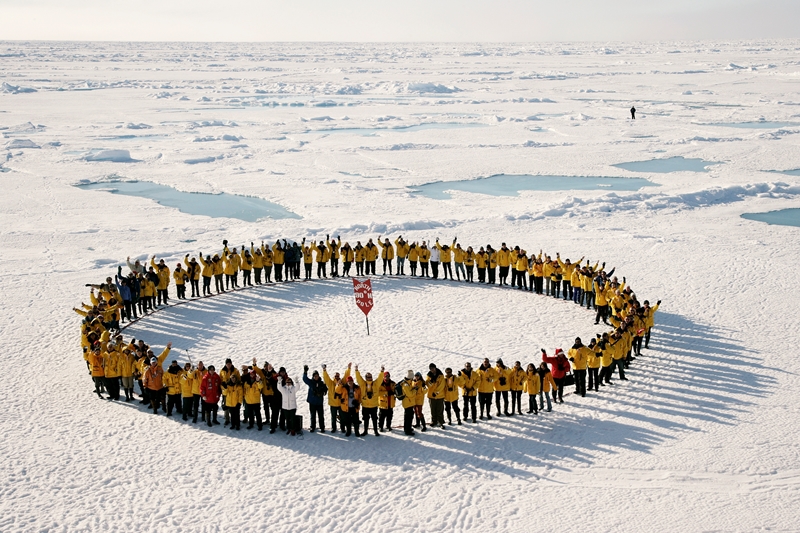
394;380;406;401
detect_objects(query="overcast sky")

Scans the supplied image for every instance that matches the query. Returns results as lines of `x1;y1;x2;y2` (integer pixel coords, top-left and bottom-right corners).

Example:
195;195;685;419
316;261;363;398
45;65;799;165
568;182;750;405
1;0;798;42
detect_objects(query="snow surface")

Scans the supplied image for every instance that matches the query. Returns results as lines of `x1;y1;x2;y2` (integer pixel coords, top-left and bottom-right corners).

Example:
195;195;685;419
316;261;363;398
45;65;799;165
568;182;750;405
1;40;800;532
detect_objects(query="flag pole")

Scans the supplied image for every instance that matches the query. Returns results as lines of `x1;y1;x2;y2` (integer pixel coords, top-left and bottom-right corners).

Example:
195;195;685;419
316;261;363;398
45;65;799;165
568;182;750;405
366;316;370;336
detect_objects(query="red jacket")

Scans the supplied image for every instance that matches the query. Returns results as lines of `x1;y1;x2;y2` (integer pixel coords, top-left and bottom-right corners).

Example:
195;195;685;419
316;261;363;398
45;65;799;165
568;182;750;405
542;354;570;379
201;372;222;403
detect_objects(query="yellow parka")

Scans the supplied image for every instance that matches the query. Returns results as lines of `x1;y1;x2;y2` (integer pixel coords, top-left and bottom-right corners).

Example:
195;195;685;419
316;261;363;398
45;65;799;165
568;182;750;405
425;373;446;400
458;369;479;397
356;370;383;409
378;241;395;260
272;244;285;266
523;371;541;395
493;366;511;392
443;375;460;402
323;368;350;407
477;366;497;393
179;371;194;398
496;248;511;268
541;372;555;392
364;243;379;261
225;383;242;408
378;378;397;409
509;367;526;391
569;346;592;371
336;384;362;413
394;239;410;259
198;256;214;277
401;380;416;409
244;380;263;404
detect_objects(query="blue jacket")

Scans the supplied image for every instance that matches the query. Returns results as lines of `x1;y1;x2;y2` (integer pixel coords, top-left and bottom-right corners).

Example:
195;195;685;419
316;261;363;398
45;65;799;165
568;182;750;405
303;372;328;405
115;276;132;302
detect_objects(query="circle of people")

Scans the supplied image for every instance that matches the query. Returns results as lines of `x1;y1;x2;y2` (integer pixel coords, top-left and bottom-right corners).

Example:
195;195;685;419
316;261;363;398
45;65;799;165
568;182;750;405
76;234;661;437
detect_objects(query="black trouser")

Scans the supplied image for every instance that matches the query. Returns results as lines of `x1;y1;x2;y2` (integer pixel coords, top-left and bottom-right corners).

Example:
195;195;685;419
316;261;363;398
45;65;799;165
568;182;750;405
294;262;301;279
202;401;218;425
477;267;486;282
511;269;518;287
317;262;326;278
585;290;595;309
479;392;493;416
214;274;224;292
442;262;453;280
93;377;105;397
264;266;272;282
182;397;193;419
122;301;132;322
309;403;324;430
167;393;182;415
343;261;352;276
645;327;652;348
192;394;201;421
410;260;418;276
462;395;477;421
382;258;392;275
190;279;199;296
487;267;496;284
634;336;643;355
104;376;120;400
274;264;283;281
613;359;626;379
342;409;360;436
511;390;522;413
515;271;526;289
304;263;312;279
431;261;439;279
588;367;600;391
149;388;166;413
157;288;169;305
574;369;587;396
366;261;376;275
262;394;276;426
495;390;509;413
553;377;565;402
269;397;282;430
129;299;138;319
379;407;393;430
362;406;378;433
563;280;571;299
528;395;539;413
600;365;613;383
330;406;342;432
330;258;338;277
176;284;186;299
356;261;364;276
535;276;544;294
429;398;445;426
244;402;262;428
552;280;560;298
595;304;609;324
242;269;252;286
254;267;262;284
203;276;212;295
404;406;415;434
420;262;429;276
230;404;241;429
466;265;474;282
282;408;296;432
499;266;509;284
444;400;461;423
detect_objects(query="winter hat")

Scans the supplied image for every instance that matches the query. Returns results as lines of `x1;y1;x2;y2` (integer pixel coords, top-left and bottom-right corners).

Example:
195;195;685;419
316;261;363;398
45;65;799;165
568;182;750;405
346;376;354;382
406;370;414;380
555;348;564;356
383;371;390;379
150;357;158;364
414;372;422;379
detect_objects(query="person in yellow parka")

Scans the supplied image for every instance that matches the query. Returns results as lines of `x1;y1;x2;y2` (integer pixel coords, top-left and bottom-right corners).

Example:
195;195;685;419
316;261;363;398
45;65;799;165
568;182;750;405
557;253;584;301
150;256;171;305
242;368;264;430
458;361;479;423
102;344;122;401
300;238;314;280
425;364;446;429
88;347;106;399
163;360;184;417
119;347;136;402
522;363;541;414
356;366;383;436
475;246;488;283
509;361;526;415
173;263;189;299
434;237;456;280
323;364;351;433
239;247;254;287
496;243;511;285
377;370;396;432
493;359;512;416
394;236;409;275
197;253;215;296
586;338;603;392
179;362;195;421
417;242;430;277
327;234;341;277
412;372;428;431
335;376;362;437
453;242;466;281
183;255;201;297
271;241;285;282
463;246;475;283
477;358;497;419
400;371;417;436
538;362;556;412
353;241;365;276
643;299;661;349
310;240;330;278
219;358;241;427
443;368;462;425
340;241;354;277
568;337;591;397
225;374;243;430
223;248;241;289
377;235;394;275
363;239;379;275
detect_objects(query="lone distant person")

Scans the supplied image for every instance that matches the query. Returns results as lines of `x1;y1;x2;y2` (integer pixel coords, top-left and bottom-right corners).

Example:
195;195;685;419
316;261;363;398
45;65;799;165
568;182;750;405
630;106;636;119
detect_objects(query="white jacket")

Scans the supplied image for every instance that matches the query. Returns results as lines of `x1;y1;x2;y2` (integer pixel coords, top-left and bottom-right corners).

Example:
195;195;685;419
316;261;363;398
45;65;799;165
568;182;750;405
430;247;440;262
277;382;298;410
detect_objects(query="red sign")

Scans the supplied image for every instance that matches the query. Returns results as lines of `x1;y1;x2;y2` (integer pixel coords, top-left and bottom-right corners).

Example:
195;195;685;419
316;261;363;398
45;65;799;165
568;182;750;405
352;278;374;316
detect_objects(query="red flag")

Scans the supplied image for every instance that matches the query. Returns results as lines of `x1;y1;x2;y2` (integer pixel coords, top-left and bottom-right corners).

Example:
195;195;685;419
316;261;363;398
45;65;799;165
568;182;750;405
352;278;374;316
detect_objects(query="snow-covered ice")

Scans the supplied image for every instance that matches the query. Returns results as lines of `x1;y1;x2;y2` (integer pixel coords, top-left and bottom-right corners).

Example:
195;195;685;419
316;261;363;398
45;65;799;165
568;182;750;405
1;40;800;532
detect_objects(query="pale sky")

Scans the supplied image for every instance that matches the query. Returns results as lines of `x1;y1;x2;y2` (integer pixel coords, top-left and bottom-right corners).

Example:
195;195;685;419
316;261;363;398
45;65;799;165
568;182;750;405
0;0;798;42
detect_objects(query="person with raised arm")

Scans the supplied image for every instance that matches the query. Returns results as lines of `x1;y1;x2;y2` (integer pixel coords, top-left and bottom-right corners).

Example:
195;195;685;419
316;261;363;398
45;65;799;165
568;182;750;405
276;373;299;436
239;246;253;287
271;240;284;282
643;300;661;349
142;342;172;414
377;235;394;275
394;236;409;275
327;234;341;277
340;239;354;277
150;256;171;305
197;252;214;296
242;365;264;430
418;241;430;277
353;241;365;276
183;255;201;297
303;364;328;433
453;241;466;281
377;369;396;432
364;238;379;276
310;239;329;278
434;237;456;280
542;348;569;404
336;375;362;437
223;246;241;289
323;363;351;433
356;365;383;436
